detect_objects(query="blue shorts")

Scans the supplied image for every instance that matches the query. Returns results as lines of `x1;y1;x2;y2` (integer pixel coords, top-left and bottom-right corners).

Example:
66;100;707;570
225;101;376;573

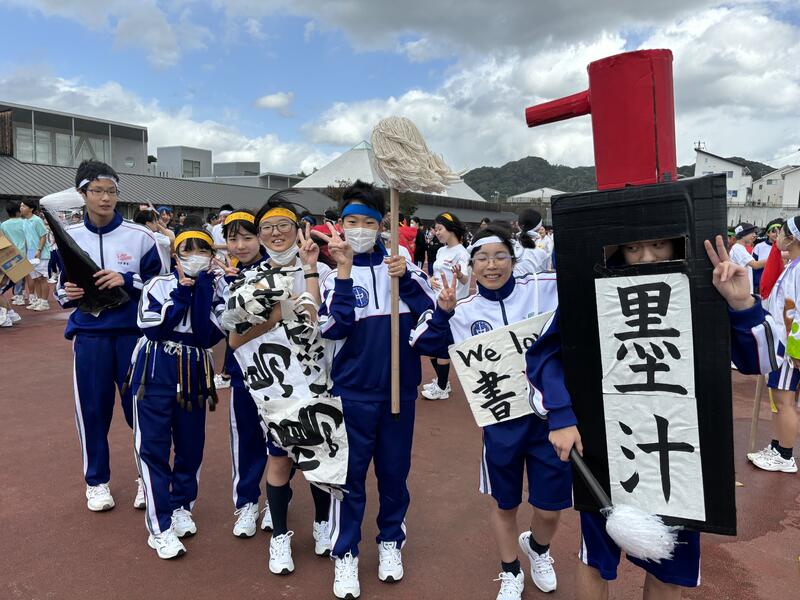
479;414;573;510
767;360;800;392
579;511;701;587
266;437;288;457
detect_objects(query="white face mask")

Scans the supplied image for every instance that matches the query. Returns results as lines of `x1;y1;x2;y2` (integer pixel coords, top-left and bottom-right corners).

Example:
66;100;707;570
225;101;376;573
178;255;211;277
268;246;298;266
345;227;377;254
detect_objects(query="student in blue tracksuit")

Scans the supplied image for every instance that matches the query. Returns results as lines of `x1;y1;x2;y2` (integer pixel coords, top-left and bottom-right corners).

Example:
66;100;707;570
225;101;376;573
410;223;568;600
526;235;782;600
55;159;163;513
131;228;224;560
316;180;436;600
215;209;273;538
226;197;333;576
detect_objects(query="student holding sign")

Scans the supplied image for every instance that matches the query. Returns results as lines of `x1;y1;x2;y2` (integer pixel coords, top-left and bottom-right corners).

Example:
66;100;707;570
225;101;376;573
526;235;783;600
225;197;334;576
317;181;435;600
410;223;569;600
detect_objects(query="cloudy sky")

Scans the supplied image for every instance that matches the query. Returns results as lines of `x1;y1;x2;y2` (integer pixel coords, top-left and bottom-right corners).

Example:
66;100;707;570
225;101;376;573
1;0;798;175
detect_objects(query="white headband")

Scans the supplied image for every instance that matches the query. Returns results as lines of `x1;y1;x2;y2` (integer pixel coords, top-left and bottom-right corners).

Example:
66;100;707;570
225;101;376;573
788;218;800;240
468;235;504;253
78;175;120;190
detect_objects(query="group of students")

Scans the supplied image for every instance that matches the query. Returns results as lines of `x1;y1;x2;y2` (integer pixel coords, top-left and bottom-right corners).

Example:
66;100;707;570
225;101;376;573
0;197;60;326
53;158;791;600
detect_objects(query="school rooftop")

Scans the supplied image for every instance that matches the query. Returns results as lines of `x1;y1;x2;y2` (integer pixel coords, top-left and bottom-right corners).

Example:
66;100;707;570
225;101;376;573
0;101;515;224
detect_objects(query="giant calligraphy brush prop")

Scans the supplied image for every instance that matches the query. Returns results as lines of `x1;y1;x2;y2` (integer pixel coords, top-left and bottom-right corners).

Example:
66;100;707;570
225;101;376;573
570;448;678;562
371;117;460;419
39;188;129;315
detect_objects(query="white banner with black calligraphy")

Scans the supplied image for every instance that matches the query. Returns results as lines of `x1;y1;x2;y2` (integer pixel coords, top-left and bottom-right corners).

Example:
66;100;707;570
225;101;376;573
234;324;348;494
595;272;705;521
448;311;554;428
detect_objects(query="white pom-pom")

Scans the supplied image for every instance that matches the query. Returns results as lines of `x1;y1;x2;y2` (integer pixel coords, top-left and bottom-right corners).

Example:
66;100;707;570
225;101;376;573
603;504;679;562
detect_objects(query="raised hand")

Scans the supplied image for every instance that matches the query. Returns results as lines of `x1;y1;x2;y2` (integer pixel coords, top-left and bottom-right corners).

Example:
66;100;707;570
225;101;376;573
212;256;238;277
174;260;195;287
437;271;458;313
298;222;320;266
314;222;353;268
704;235;754;311
452;262;465;283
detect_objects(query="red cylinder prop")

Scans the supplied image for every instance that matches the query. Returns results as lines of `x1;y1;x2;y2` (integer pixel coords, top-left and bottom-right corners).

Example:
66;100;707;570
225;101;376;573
525;49;677;191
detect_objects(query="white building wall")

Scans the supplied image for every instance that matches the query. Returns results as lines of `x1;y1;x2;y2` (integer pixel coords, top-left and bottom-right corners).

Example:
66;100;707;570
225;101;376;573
156;146;212;178
784;169;800;211
694;150;751;205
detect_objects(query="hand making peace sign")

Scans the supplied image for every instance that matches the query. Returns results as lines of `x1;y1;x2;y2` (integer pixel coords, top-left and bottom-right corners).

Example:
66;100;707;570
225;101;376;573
437;270;458;313
314;222;354;268
704;234;755;311
298;222;320;266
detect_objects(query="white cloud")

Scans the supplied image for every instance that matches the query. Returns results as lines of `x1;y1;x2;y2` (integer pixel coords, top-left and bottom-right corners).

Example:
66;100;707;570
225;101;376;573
0;70;335;174
254;92;295;116
244;17;265;40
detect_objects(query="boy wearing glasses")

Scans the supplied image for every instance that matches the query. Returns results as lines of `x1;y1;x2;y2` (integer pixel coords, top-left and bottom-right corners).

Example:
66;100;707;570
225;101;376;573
56;159;163;513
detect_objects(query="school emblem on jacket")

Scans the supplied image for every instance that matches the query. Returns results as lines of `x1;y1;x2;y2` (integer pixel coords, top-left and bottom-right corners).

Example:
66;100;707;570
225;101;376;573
471;320;493;335
117;251;133;266
353;286;370;308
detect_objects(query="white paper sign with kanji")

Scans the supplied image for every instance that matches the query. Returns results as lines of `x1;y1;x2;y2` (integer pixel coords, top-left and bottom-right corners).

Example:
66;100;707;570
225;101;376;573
595;273;705;521
448;311;554;427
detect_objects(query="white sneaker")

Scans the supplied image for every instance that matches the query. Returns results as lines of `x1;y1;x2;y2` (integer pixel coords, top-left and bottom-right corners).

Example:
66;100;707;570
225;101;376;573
423;378;451;393
49;275;59;284
377;541;404;582
313;520;332;556
11;295;25;306
7;309;21;323
233;502;260;538
214;374;231;389
171;507;197;538
518;531;557;592
32;299;50;311
752;452;798;473
0;308;9;327
26;294;38;307
148;528;186;559
269;531;295;575
261;502;274;531
133;478;146;509
333;553;360;599
422;384;450;400
747;444;776;463
86;483;115;512
495;571;525;600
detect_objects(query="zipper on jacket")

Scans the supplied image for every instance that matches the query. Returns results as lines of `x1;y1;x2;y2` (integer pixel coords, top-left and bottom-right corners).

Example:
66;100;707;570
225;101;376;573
369;262;380;309
98;232;105;268
499;298;509;325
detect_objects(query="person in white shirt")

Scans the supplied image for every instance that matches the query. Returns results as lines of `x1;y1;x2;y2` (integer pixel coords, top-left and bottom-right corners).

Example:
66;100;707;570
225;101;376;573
729;222;765;293
423;212;471;400
211;204;234;258
752;220;782;293
513;208;551;277
133;209;172;274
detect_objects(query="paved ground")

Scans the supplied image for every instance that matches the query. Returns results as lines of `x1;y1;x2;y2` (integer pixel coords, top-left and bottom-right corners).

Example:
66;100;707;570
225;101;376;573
1;307;799;599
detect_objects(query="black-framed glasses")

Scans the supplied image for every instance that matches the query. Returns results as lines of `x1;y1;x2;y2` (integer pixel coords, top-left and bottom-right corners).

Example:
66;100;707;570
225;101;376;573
259;221;295;235
472;253;512;265
87;188;119;198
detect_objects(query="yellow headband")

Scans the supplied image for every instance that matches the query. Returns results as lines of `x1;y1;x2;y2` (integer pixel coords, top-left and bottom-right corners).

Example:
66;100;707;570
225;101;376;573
440;213;454;222
259;207;298;224
224;211;255;226
174;230;214;251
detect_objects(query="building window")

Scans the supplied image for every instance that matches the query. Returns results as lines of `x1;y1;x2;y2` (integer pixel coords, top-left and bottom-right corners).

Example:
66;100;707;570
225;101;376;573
730;190;738;198
182;159;201;177
767;179;777;185
702;171;714;175
726;171;734;178
55;133;72;166
34;130;53;164
14;126;33;162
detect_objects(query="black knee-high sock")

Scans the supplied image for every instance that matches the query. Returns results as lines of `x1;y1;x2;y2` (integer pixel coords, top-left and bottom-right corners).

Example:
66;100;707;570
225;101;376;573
266;482;291;536
310;483;331;523
437;361;450;389
429;357;438;374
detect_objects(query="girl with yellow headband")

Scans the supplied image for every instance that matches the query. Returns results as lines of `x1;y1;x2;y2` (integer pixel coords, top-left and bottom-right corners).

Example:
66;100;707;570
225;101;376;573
215;209;275;538
226;194;334;577
423;212;471;401
129;228;225;560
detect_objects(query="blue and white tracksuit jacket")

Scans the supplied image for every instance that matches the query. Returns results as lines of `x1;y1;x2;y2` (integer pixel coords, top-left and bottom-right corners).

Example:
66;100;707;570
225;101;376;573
55;211;163;486
218;252;274;509
526;298;781;582
411;273;573;510
131;270;224;535
319;247;435;558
